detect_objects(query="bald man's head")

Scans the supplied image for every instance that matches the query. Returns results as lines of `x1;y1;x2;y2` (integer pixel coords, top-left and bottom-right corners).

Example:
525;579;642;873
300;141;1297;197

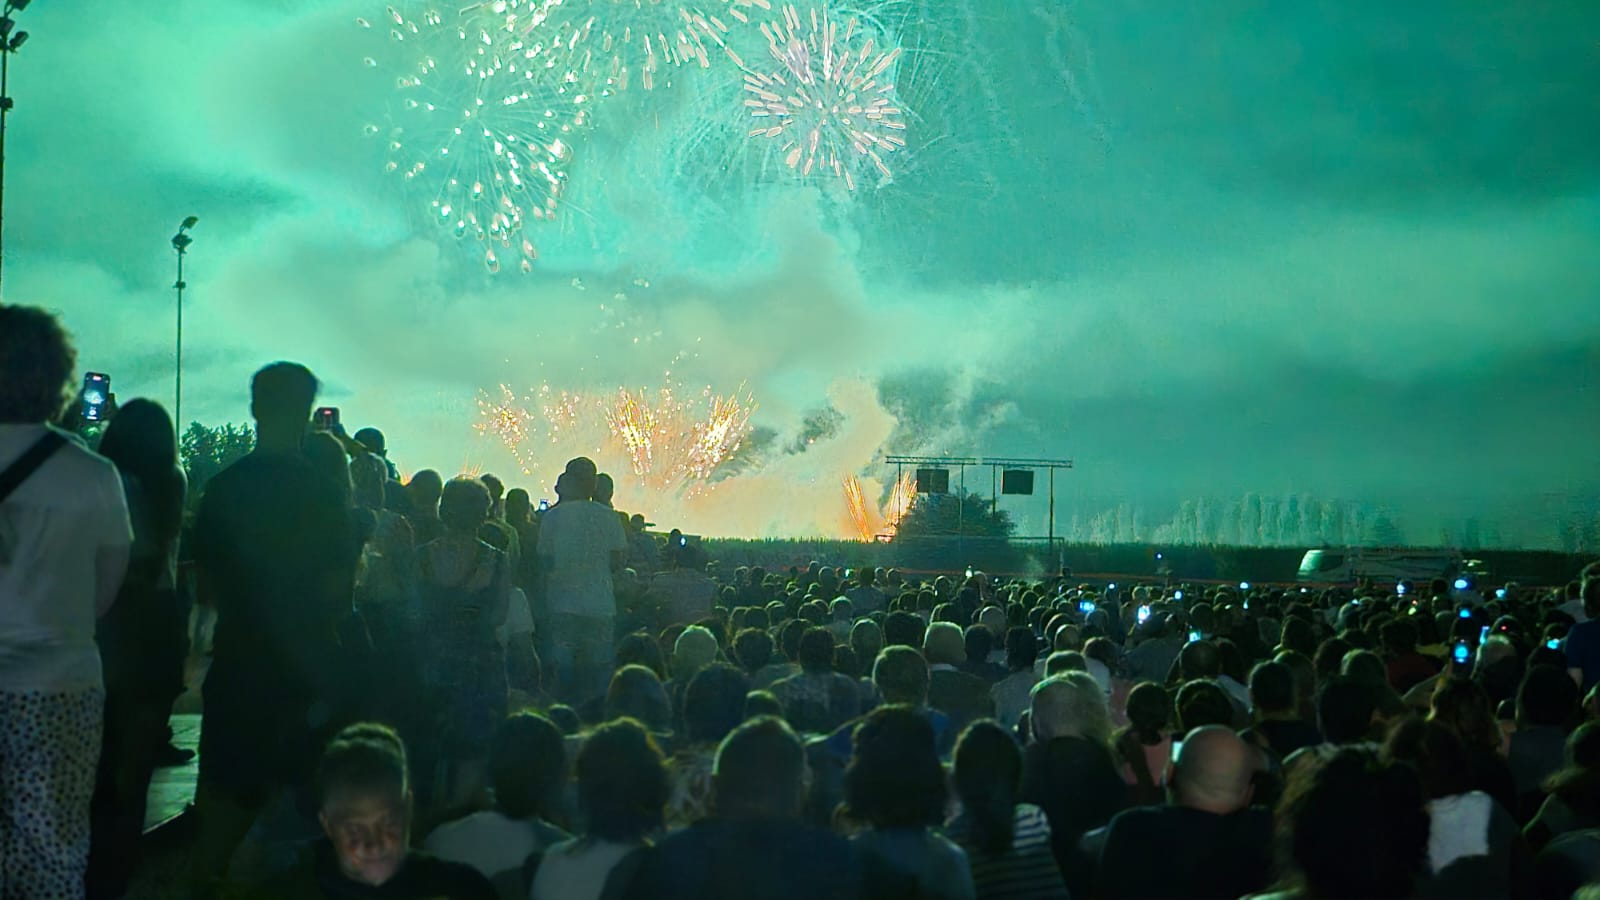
1171;726;1259;814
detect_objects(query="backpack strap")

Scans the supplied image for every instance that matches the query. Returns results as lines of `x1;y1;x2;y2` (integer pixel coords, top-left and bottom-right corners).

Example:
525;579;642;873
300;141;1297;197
0;431;67;506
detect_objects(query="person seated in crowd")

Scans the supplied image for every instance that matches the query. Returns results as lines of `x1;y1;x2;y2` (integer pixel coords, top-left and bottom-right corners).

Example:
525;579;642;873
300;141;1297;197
1380;717;1521;898
963;625;1007;683
1021;673;1127;891
743;689;784;721
1525;722;1600;853
618;717;904;899
664;625;720;733
829;597;856;643
1283;675;1378;777
665;663;750;830
248;724;494;899
771;626;862;735
1382;618;1440;694
1113;682;1173;806
528;719;666;900
1509;665;1579;816
846;566;889;617
404;470;446;547
1088;726;1271;899
422;714;570;899
946;721;1069;900
992;628;1041;731
1429;677;1518;814
604;665;673;740
648;554;718;630
844;706;976;900
1241;660;1322;762
1253;747;1430;900
925;622;996;735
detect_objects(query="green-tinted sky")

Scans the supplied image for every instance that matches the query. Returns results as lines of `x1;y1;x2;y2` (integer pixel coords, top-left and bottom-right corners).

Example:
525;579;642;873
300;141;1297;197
7;0;1597;543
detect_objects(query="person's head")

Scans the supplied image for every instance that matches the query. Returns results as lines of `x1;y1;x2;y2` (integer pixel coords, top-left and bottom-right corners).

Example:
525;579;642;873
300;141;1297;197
873;646;931;706
844;705;946;829
96;398;179;480
1177;640;1221;680
1428;677;1500;753
437;476;491;535
743;690;783;721
1381;717;1473;800
1317;675;1376;744
953;721;1025;855
1124;682;1172;744
615;631;667;680
479;472;505;506
593;472;614;506
1519;665;1579;730
850;619;884;665
350;452;388;511
562;457;598;501
1279;618;1316;657
1381;618;1419;656
830;597;853;623
1249;660;1297;717
1312;637;1352;682
604;664;672;733
352;427;386;457
1044;650;1087;677
1340;649;1389;690
923;621;965;666
1277;748;1429;899
302;432;352;506
0;305;76;424
683;663;750;747
671;625;720;682
778;619;806;662
576;718;667;841
1030;672;1112;746
1171;725;1259;814
731;628;773;675
1005;627;1038;673
316;723;411;888
797;626;836;673
714;716;807;819
249;361;318;444
490;714;566;821
405;470;444;515
1175;680;1234;733
883;610;926;649
963;624;994;666
504;488;532;524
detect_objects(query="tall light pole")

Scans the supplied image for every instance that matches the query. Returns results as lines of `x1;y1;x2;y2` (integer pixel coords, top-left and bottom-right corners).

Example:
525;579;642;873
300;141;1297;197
0;0;33;297
171;216;197;429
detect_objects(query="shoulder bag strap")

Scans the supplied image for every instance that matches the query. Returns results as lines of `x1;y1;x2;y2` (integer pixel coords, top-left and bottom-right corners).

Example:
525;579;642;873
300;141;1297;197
0;431;67;506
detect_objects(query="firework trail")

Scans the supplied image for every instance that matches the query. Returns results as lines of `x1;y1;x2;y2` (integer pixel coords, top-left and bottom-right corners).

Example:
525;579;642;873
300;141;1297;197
361;2;592;273
533;0;728;94
737;3;907;191
478;376;755;498
842;474;874;542
884;469;915;536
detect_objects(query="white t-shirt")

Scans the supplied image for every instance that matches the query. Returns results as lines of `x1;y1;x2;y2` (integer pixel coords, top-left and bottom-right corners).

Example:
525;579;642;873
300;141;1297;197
0;424;132;692
537;501;626;619
422;810;567;895
530;837;639;900
497;586;534;647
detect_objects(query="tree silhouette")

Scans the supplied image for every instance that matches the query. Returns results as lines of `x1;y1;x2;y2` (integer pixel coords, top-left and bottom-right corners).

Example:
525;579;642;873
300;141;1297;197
894;491;1016;539
180;422;255;508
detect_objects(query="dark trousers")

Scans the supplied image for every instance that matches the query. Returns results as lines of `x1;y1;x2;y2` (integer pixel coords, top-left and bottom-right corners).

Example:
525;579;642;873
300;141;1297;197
86;693;168;899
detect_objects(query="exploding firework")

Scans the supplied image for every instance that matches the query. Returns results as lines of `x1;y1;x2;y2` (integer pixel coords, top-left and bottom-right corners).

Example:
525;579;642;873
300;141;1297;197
842;474;873;541
884;470;915;536
533;0;728;94
361;2;592;273
477;377;755;497
840;470;915;541
738;3;907;191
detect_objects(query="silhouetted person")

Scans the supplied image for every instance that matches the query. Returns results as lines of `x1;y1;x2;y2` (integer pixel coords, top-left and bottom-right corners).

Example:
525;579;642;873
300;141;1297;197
190;362;360;893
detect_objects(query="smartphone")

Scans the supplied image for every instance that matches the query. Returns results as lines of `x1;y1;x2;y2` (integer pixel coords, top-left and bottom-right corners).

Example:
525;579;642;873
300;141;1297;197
81;372;110;422
313;406;340;432
1137;605;1151;623
1479;625;1490;645
1077;599;1095;616
1174;590;1184;601
537;499;550;512
965;566;974;578
1350;598;1362;606
1188;629;1202;643
1396;583;1408;595
1239;581;1251;591
1495;588;1507;600
1108;583;1117;590
679;535;688;547
1547;638;1562;650
1458;608;1473;620
1452;640;1472;666
1454;578;1470;591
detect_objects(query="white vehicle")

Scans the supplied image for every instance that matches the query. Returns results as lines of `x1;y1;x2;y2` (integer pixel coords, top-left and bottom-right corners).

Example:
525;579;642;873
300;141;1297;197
1296;547;1463;585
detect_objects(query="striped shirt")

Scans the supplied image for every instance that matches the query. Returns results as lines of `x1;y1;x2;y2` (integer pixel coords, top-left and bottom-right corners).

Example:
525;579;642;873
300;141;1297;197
946;803;1070;900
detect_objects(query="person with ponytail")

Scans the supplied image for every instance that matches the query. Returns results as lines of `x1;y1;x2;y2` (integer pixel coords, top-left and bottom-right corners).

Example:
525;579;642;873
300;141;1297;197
947;721;1068;899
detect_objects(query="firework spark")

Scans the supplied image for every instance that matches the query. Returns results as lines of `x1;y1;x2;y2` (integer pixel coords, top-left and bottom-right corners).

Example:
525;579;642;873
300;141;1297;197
842;474;873;542
363;2;591;272
478;377;755;498
530;0;725;94
739;4;907;190
884;470;916;537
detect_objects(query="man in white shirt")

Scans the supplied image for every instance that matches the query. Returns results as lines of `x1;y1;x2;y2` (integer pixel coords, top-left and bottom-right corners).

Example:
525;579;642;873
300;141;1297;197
0;304;132;900
538;459;627;702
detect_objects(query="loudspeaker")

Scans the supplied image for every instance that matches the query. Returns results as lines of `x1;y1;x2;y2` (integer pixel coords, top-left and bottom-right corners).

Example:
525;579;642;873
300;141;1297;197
1001;469;1035;495
915;468;949;494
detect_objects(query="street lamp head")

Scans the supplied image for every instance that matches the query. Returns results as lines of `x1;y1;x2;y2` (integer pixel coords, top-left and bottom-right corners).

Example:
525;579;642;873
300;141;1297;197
7;0;32;13
5;30;26;51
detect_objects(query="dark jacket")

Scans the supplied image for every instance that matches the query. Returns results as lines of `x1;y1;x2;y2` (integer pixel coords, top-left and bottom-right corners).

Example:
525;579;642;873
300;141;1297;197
1020;736;1128;892
929;667;996;735
242;841;495;900
1090;805;1273;899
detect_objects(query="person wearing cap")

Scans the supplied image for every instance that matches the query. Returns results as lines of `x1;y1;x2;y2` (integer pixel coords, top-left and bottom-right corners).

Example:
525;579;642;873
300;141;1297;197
352;427;400;483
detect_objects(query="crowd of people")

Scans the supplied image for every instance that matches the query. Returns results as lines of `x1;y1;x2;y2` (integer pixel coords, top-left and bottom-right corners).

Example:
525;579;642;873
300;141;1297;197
5;300;1600;900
